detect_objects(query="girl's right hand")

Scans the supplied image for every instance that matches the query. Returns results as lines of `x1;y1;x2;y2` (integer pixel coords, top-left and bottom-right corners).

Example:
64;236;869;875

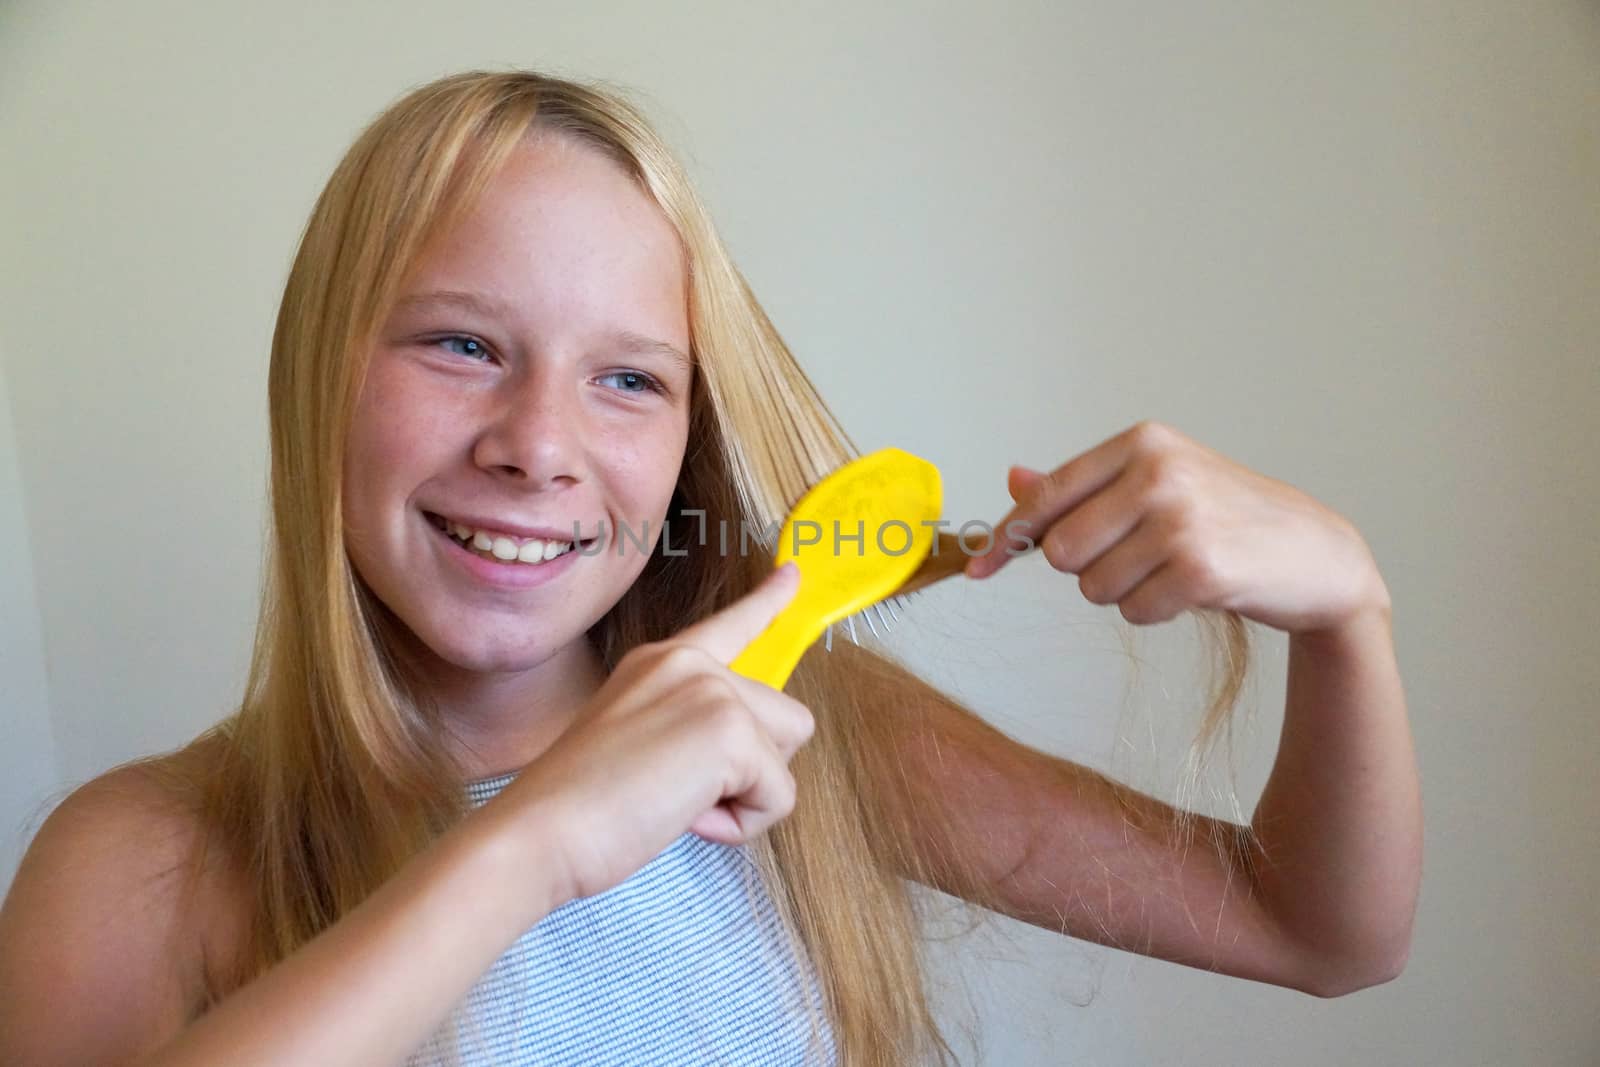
499;561;815;904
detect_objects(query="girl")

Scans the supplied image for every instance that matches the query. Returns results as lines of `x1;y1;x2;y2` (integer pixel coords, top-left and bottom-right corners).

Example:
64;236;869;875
0;70;1421;1066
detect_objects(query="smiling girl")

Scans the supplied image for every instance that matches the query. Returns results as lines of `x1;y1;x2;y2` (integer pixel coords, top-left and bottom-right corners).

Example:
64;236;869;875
0;70;1421;1066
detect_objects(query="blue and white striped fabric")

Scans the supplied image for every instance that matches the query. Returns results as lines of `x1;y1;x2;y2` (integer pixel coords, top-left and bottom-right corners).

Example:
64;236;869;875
407;771;838;1066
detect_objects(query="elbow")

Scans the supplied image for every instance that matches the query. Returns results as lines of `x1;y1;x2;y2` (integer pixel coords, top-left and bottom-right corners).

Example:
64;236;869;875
1295;936;1413;999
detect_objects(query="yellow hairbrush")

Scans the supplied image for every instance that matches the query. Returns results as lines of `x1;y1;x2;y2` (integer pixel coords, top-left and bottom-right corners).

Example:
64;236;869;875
729;446;969;690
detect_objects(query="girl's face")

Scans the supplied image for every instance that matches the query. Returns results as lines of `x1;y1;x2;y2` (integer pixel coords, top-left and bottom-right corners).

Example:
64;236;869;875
343;133;694;678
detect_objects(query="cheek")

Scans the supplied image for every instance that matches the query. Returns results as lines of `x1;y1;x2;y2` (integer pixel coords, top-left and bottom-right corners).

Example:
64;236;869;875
346;370;457;493
346;365;400;473
343;399;438;547
348;411;408;480
607;423;687;511
344;405;401;514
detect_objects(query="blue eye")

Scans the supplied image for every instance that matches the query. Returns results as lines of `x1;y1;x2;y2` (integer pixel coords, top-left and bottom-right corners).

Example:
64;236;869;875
435;335;492;362
598;371;664;395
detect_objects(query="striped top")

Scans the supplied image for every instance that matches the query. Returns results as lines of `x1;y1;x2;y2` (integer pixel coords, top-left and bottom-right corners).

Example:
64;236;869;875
406;771;838;1066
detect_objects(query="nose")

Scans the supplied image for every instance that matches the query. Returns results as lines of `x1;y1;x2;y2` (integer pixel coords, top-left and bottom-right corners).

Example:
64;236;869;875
471;362;586;487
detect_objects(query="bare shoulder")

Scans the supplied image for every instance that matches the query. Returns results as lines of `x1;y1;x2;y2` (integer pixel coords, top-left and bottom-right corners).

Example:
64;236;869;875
0;738;247;1065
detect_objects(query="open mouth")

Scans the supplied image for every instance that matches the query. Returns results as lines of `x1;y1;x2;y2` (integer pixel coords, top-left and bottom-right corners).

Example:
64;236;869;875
423;511;600;567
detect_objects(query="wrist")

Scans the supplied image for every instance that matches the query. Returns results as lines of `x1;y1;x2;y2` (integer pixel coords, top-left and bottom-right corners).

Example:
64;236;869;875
1293;591;1392;656
465;789;575;927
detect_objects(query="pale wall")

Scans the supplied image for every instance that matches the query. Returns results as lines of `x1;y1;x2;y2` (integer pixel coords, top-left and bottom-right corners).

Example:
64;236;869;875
2;3;1596;1063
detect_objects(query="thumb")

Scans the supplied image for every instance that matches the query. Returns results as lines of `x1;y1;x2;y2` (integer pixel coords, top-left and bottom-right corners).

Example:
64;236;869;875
968;466;1048;579
1007;464;1047;503
675;561;801;665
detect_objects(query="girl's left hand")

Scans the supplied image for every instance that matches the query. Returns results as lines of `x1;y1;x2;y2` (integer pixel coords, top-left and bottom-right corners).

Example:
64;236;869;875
963;420;1390;636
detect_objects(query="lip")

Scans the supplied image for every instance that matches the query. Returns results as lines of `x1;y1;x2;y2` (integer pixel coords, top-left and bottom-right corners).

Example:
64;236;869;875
424;509;601;545
425;512;593;590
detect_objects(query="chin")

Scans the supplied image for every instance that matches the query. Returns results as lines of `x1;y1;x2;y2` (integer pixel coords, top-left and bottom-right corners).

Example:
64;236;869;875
360;593;555;679
421;625;566;675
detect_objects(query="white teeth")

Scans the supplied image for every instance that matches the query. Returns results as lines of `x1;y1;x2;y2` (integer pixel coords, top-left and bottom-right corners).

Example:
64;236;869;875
439;515;577;566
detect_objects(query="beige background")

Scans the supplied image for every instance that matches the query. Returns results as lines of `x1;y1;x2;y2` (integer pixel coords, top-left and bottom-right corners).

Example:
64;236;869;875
2;2;1597;1063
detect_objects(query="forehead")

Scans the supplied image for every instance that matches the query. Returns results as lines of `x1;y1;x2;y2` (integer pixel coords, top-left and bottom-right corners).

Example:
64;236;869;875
398;134;690;349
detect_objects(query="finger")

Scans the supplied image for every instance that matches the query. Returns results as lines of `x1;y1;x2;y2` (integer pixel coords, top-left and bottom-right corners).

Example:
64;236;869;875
720;673;815;758
689;802;743;845
692;744;794;845
675;561;801;665
967;436;1132;579
1032;466;1152;576
1073;512;1172;605
1116;559;1192;625
1007;464;1047;503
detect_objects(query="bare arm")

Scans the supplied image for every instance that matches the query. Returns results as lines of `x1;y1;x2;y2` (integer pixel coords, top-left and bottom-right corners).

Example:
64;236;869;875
139;793;558;1066
855;582;1419;996
0;767;562;1067
865;662;1318;989
1248;593;1421;992
0;568;815;1067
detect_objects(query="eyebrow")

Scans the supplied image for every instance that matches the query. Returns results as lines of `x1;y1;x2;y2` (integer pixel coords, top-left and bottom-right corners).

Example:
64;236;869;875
396;289;693;371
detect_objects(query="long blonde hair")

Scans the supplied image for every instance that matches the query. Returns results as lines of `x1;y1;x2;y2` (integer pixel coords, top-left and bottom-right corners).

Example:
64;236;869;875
144;69;1254;1065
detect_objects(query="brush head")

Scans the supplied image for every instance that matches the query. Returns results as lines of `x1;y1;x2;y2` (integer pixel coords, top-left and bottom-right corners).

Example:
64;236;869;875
780;447;943;625
729;447;943;689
